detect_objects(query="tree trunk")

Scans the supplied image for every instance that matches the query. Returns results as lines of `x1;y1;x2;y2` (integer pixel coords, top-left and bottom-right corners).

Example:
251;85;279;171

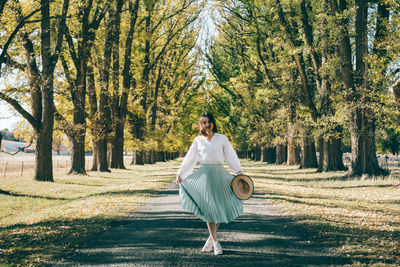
268;147;276;163
276;144;287;165
328;0;383;176
135;150;145;165
255;146;261;161
97;139;109;172
89;140;109;172
261;147;267;162
144;150;150;164
250;149;256;161
300;135;318;169
348;108;382;176
325;138;345;171
69;131;86;174
295;145;301;164
287;127;297;165
90;142;98;171
87;63;110;172
1;0;68;181
35;125;53;181
318;134;346;172
110;120;125;169
34;0;58;181
130;151;136;165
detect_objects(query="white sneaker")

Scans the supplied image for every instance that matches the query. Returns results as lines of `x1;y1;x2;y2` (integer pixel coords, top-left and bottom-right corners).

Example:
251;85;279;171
213;241;223;255
201;237;213;252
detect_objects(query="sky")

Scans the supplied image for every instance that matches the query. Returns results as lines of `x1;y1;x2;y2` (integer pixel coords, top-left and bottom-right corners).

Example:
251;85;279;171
0;70;23;131
0;106;20;130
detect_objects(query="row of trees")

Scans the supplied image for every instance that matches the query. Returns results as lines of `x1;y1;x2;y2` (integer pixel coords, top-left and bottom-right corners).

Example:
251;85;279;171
2;0;400;181
205;0;400;176
0;0;205;181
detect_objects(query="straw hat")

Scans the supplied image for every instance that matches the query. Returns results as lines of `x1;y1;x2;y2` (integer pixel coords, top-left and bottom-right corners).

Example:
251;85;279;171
231;174;254;200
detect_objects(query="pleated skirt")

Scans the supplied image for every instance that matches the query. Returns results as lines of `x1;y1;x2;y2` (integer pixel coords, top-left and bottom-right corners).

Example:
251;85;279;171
179;164;243;224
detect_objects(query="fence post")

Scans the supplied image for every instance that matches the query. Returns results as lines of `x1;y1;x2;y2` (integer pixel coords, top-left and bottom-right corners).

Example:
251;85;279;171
3;162;7;178
20;161;24;176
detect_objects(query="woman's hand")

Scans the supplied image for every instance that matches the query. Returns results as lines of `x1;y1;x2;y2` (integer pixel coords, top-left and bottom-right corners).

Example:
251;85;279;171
176;175;182;185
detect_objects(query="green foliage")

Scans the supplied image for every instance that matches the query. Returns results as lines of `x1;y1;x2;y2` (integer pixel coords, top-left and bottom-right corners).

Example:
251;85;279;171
205;0;400;158
1;0;400;161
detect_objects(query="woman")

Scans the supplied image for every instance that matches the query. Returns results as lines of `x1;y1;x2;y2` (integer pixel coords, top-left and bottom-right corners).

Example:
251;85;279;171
176;112;243;255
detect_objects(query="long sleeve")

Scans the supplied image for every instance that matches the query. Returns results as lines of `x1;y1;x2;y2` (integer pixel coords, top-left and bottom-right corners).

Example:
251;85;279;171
177;138;199;179
222;136;242;175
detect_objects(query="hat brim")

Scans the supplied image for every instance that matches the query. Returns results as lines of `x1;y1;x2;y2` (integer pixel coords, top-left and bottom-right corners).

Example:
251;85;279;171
231;174;254;200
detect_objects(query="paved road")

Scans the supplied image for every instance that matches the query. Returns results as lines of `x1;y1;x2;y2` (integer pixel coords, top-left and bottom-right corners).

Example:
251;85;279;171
55;183;349;266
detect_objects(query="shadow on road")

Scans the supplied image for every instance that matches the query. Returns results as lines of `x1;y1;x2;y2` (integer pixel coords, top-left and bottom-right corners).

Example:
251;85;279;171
55;185;360;266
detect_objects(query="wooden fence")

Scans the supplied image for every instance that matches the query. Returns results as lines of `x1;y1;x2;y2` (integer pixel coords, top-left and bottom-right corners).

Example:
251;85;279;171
0;156;134;178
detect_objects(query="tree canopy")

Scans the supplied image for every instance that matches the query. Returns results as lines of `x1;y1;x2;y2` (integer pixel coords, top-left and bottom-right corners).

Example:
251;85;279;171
1;0;399;180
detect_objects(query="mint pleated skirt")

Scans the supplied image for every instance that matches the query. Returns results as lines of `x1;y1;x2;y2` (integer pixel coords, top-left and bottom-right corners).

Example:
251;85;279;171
179;164;243;224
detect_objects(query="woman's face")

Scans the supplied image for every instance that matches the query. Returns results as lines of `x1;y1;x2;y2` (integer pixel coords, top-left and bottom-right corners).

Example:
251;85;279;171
200;117;213;134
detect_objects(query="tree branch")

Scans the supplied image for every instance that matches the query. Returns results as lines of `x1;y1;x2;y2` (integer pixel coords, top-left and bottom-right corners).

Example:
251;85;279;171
4;53;27;71
0;4;43;76
63;23;79;69
0;91;39;130
51;0;69;70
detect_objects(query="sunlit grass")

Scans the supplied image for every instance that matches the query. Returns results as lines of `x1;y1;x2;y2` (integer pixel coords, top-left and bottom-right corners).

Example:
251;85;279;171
1;158;400;266
0;161;178;266
247;162;400;266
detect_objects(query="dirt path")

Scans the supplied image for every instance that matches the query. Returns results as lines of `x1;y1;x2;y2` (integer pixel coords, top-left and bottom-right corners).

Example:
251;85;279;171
54;183;349;266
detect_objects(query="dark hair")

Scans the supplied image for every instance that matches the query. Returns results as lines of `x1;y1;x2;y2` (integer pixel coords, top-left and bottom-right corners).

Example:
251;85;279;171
199;112;218;136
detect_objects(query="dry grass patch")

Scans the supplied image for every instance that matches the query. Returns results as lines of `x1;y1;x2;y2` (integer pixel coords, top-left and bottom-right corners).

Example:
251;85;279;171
0;160;178;266
242;161;400;266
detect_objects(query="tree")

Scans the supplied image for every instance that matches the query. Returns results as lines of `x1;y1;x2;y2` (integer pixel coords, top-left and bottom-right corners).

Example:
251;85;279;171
57;0;110;174
127;0;201;164
0;0;69;181
108;0;140;169
328;0;389;176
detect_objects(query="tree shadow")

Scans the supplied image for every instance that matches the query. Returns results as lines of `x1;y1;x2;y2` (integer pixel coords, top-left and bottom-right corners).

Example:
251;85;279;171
2;185;398;266
55;209;391;266
324;184;398;189
251;174;350;182
0;188;167;201
53;188;397;266
0;189;71;200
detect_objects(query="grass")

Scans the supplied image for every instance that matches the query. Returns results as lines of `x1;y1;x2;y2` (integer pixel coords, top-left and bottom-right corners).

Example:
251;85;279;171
1;158;400;266
241;161;400;266
0;160;178;266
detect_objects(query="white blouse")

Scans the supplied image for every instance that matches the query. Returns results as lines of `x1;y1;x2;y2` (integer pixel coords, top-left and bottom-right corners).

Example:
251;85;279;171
177;133;242;179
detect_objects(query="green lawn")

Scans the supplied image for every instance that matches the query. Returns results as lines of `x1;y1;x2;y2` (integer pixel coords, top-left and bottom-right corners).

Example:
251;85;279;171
0;161;178;266
242;161;400;266
1;159;400;266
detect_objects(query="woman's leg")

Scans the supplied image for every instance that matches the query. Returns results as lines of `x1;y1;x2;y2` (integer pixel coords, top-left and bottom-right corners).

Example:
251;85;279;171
207;223;220;241
207;222;218;241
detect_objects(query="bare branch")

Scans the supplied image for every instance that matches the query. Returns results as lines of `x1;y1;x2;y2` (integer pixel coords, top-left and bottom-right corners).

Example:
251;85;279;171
0;139;34;155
